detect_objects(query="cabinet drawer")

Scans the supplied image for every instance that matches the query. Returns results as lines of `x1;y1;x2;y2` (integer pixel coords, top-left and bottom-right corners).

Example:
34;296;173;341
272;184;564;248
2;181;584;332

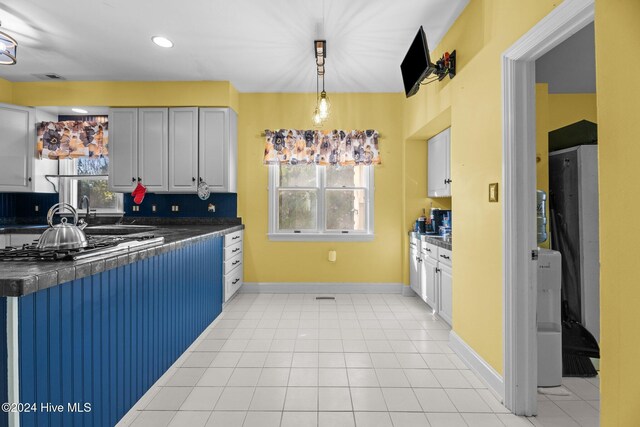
224;254;243;275
224;230;243;247
224;241;242;260
224;267;243;302
438;247;452;266
421;242;439;260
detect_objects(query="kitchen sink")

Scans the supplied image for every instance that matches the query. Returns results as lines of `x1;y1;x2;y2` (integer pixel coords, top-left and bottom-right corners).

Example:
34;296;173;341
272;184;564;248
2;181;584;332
84;224;157;235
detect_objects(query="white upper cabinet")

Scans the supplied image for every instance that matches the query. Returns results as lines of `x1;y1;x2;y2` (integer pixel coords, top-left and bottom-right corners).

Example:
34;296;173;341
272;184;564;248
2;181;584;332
138;108;168;192
427;127;451;197
169;107;199;192
108;108;138;192
0;104;35;192
199;108;237;193
109;107;237;194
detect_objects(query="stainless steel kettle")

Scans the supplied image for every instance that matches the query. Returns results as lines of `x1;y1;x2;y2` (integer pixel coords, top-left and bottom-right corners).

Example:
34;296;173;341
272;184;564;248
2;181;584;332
37;203;88;251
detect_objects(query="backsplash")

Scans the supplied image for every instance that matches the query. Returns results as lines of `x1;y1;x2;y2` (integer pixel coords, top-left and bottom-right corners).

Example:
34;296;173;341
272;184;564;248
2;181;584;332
0;193;59;224
0;192;237;223
124;193;237;218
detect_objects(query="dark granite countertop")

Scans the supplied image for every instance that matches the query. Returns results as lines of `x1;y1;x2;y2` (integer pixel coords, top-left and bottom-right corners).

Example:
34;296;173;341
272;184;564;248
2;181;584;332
0;223;243;297
0;225;49;234
409;231;452;251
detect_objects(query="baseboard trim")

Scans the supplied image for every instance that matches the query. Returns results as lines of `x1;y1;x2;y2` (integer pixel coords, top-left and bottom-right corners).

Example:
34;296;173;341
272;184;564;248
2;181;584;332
401;286;417;297
240;282;404;294
449;330;505;401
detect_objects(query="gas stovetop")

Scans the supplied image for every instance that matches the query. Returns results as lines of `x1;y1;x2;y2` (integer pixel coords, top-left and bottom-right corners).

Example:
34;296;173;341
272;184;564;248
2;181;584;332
0;235;165;262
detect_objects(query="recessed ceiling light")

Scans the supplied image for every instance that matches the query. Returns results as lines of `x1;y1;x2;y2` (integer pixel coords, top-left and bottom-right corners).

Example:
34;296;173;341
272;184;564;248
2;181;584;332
72;108;88;114
151;36;173;48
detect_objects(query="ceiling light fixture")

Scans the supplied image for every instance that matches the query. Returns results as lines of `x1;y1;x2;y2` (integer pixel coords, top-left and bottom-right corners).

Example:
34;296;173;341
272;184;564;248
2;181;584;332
72;108;89;114
151;36;173;48
0;21;17;65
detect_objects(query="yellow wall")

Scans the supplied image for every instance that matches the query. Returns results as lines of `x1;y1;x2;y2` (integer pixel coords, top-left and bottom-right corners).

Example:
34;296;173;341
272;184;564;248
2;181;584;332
548;93;598;131
237;93;405;284
0;78;12;103
403;0;564;374
10;81;239;112
595;1;640;425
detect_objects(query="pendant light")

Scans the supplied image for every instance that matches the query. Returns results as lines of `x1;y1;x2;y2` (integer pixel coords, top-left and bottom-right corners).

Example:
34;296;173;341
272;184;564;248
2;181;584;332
0;21;17;65
312;71;323;127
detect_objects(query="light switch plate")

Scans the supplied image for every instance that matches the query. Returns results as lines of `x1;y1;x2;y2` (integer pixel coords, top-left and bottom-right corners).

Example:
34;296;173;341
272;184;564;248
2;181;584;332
489;183;499;202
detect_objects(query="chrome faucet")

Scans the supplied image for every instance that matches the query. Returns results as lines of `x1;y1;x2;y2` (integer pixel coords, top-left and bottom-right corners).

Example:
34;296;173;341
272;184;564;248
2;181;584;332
78;196;91;229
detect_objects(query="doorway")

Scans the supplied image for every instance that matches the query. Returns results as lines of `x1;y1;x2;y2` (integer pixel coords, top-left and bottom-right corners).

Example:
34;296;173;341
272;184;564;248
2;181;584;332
501;0;595;417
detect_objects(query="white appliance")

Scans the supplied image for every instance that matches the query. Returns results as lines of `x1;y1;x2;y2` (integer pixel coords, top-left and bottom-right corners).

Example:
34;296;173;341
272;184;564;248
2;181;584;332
537;248;563;387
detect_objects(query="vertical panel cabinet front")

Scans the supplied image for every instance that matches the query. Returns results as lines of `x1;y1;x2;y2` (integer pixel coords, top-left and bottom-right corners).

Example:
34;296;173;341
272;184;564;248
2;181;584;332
138;108;169;192
439;264;453;325
169;107;199;192
0;104;34;192
422;256;438;310
427;127;451;197
409;246;420;295
199;108;237;193
108;108;138;192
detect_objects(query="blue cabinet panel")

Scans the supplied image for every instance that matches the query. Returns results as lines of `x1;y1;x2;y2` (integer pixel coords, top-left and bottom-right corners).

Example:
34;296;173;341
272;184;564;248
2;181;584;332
17;236;223;426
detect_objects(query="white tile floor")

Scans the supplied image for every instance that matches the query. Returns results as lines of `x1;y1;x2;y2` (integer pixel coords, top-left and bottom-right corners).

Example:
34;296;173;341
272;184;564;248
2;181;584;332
117;293;599;427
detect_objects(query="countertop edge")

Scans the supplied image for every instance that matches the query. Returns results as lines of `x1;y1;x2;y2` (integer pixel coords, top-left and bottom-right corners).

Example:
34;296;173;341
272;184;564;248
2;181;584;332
0;225;244;297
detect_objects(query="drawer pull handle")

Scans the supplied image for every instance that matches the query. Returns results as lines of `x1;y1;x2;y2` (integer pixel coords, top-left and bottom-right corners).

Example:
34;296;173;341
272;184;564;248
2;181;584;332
441;255;450;260
232;279;240;284
232;236;240;240
425;248;431;252
232;260;240;265
232;248;240;253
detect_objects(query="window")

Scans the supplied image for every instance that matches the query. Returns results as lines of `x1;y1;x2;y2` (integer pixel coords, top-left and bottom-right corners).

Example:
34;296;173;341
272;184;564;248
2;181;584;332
268;164;374;241
59;157;123;215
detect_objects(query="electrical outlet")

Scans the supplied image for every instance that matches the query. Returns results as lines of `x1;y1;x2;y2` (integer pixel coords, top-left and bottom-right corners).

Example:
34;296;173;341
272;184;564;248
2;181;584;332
208;203;215;213
151;205;157;213
132;205;140;212
34;205;39;212
174;205;179;212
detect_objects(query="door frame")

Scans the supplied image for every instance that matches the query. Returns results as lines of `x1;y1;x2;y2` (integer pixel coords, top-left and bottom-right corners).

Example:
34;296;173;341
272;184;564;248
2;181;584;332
501;0;594;415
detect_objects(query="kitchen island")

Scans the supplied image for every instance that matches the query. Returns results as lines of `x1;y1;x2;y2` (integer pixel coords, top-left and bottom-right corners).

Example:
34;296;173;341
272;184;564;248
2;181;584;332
0;223;242;427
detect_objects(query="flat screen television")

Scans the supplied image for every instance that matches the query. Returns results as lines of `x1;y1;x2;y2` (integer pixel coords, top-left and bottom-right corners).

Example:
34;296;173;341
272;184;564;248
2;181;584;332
401;26;436;98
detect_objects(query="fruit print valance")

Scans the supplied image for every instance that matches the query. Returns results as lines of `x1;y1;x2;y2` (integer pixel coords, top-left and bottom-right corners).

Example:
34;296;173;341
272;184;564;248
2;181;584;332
264;129;380;166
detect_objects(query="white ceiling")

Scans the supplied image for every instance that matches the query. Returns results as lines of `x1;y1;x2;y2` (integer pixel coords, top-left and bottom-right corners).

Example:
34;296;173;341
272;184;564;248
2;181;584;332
536;23;595;94
0;0;468;92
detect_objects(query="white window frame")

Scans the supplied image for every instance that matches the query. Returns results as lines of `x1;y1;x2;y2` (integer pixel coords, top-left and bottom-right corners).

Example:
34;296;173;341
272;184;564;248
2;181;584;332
268;164;375;241
59;159;124;216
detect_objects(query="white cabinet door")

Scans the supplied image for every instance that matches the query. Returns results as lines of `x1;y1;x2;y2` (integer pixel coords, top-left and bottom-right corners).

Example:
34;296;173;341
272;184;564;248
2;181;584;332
138;108;169;192
199;108;237;193
439;263;453;325
427;127;451;197
169;107;199;192
409;247;420;295
0;104;35;192
423;256;439;311
108;108;138;192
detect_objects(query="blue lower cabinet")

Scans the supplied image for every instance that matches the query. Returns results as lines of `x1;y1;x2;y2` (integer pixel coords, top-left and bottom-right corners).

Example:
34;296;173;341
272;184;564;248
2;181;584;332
14;236;223;427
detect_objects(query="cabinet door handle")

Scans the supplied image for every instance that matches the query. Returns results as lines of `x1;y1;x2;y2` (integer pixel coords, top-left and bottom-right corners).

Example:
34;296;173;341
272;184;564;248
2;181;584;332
137;177;142;182
232;248;240;253
28;177;32;182
435;267;440;273
199;177;203;182
131;177;136;183
444;179;452;184
192;177;196;182
425;248;431;252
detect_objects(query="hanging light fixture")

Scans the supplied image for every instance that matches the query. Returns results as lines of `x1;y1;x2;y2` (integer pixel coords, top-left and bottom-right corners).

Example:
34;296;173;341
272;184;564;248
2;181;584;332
312;69;323;127
0;21;17;65
312;39;331;124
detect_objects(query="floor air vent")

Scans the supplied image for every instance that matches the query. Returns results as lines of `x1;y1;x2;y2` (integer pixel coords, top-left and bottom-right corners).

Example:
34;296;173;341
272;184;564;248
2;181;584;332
315;296;336;300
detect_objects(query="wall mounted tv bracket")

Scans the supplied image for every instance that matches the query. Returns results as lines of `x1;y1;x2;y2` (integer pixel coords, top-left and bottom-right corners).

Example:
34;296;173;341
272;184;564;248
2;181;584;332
434;50;456;81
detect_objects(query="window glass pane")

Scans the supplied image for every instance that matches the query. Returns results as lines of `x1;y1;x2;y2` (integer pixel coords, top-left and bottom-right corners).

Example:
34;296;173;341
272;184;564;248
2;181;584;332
76;157;109;175
76;179;119;210
278;190;317;230
326;165;367;188
326;189;367;231
279;165;316;187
